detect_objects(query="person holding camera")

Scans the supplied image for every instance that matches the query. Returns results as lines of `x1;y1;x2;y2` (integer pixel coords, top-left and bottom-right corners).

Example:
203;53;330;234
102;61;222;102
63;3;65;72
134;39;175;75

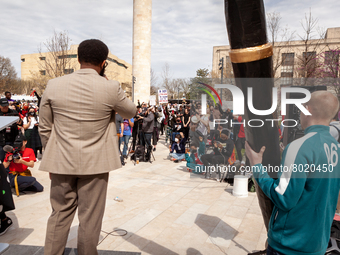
23;107;42;158
3;134;43;195
139;107;154;149
130;106;142;153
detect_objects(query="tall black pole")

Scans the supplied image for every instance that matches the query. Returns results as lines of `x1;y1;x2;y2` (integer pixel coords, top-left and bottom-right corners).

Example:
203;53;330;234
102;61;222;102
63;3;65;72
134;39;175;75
224;0;280;237
225;0;280;171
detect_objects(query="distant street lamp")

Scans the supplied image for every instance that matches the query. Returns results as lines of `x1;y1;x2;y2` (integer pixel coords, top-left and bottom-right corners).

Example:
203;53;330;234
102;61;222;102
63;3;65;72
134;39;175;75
132;76;136;102
219;57;224;99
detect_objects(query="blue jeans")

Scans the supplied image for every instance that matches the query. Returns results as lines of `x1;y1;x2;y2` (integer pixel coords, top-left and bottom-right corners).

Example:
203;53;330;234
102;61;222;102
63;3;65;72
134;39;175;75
169;153;185;160
120;135;131;156
267;245;284;255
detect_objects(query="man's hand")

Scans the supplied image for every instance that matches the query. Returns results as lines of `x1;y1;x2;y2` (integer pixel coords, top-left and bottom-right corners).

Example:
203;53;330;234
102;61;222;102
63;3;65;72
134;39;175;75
7;154;13;162
13;155;23;164
245;141;265;166
120;132;123;138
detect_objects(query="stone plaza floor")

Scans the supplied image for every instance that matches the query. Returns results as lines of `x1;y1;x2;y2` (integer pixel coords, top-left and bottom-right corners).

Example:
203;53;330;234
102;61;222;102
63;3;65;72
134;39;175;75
1;136;266;255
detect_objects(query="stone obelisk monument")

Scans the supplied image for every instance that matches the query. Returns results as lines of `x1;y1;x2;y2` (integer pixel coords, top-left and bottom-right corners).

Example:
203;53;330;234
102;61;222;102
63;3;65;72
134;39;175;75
132;0;152;104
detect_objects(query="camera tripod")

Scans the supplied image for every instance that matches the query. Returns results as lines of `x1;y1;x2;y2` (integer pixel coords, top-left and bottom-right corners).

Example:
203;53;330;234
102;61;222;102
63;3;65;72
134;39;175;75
129;121;155;164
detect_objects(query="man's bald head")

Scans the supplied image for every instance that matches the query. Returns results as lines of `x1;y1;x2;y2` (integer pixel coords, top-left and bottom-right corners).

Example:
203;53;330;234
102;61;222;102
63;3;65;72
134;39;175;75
305;91;339;123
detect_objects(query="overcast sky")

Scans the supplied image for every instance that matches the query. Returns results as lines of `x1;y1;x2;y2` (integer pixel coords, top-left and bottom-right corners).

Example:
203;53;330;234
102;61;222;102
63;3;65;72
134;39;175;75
1;0;340;85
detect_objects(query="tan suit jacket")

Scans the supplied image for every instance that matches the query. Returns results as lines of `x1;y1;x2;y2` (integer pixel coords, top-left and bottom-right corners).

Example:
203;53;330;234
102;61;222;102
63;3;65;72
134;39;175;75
38;68;136;175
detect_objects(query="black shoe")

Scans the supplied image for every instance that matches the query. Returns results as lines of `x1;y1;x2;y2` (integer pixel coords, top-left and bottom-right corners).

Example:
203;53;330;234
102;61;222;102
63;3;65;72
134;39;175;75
153;148;156;151
0;217;13;236
248;249;267;255
174;159;179;163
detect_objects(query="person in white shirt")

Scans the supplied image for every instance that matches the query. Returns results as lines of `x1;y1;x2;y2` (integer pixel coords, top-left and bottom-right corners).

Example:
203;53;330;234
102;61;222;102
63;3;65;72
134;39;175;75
23;107;41;158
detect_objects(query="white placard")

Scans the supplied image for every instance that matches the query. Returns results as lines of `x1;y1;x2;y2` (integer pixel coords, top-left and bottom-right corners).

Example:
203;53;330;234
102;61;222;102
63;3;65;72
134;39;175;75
149;95;156;106
158;89;168;104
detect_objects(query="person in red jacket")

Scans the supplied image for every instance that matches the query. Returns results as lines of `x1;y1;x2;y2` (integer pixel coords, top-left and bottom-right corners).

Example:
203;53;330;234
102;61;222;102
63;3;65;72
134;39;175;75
3;134;43;195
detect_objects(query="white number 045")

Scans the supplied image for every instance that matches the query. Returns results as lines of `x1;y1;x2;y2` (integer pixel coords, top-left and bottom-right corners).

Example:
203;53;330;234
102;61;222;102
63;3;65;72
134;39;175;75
324;143;339;166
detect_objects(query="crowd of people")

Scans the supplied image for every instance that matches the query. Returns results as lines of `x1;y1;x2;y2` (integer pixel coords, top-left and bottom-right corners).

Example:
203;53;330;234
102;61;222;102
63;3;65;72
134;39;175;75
115;98;250;183
1;38;340;255
0;91;43;191
0;91;44;235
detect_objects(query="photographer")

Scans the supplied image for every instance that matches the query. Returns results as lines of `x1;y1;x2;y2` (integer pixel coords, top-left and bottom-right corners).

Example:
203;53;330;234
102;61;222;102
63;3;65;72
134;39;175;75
3;134;43;196
0;98;19;162
130;106;142;153
139;107;154;148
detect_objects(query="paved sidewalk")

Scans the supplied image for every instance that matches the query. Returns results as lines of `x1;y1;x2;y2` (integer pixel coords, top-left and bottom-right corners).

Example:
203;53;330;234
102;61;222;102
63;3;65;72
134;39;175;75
1;136;266;255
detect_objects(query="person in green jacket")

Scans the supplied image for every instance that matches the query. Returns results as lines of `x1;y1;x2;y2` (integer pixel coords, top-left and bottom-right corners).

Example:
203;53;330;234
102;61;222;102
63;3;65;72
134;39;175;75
246;91;340;255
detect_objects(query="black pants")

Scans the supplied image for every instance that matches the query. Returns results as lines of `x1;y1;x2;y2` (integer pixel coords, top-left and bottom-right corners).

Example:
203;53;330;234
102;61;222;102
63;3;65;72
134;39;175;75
236;137;245;161
152;127;159;146
0;146;6;163
0;211;6;220
8;173;44;192
183;127;190;140
160;122;165;135
201;154;227;179
140;132;152;148
131;126;138;151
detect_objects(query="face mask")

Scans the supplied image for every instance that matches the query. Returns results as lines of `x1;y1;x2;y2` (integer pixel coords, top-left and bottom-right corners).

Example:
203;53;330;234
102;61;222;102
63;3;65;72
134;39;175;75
29;112;35;116
175;138;179;143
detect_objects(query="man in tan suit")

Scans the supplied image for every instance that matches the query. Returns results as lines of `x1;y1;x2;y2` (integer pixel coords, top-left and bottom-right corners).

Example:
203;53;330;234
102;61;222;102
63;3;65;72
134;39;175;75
39;39;136;255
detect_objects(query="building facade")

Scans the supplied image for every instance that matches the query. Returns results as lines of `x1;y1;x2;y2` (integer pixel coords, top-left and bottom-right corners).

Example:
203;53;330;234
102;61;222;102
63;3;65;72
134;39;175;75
21;45;133;97
212;27;340;87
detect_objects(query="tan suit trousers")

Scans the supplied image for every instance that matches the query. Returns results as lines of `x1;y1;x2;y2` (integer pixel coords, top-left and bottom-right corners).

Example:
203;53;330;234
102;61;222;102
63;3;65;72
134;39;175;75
44;173;109;255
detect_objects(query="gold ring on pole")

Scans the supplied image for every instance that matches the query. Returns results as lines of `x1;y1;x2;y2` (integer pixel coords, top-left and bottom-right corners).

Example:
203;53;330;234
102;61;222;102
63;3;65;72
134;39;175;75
229;43;273;63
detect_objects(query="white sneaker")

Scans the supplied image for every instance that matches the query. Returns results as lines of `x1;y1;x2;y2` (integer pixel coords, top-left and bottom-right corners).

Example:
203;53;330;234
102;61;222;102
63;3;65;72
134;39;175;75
216;179;220;182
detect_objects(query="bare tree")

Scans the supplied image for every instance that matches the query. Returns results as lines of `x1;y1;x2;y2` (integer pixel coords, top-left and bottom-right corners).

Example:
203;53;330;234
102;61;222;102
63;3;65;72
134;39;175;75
0;56;18;92
150;68;158;96
179;78;191;98
38;30;74;79
266;12;295;77
161;63;176;99
294;9;327;80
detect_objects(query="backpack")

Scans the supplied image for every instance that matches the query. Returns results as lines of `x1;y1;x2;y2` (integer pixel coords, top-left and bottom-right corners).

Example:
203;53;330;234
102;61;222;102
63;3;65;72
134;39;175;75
131;145;145;162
